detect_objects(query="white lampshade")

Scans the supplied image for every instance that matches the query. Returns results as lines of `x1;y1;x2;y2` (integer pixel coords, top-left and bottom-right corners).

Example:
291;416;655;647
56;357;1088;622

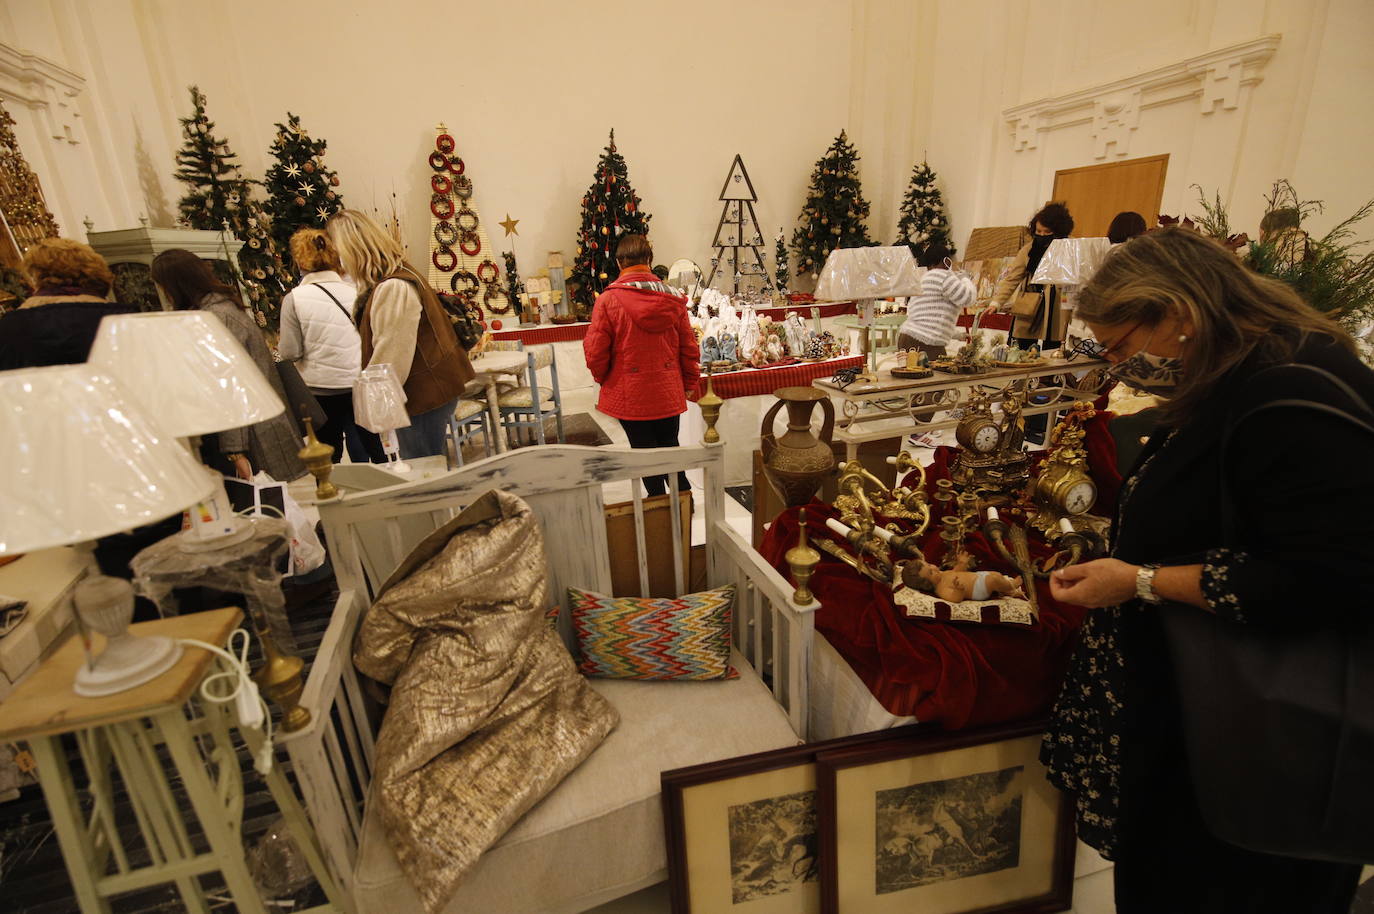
0;366;215;555
1031;237;1113;286
814;246;925;300
88;310;284;438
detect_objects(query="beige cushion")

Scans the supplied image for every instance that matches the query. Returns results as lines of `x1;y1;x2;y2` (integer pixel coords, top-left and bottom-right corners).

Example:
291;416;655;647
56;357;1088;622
453;399;486;421
496;386;553;408
353;648;798;914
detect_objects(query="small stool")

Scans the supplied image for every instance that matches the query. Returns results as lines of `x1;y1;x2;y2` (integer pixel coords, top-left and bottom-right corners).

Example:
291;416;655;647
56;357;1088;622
0;608;348;913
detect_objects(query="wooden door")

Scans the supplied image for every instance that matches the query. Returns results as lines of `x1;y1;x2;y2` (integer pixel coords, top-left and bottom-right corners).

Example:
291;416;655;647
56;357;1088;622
1051;154;1169;238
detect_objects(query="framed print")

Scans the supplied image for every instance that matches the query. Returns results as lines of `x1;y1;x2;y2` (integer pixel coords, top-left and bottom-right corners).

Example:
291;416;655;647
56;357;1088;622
817;720;1074;914
662;725;924;914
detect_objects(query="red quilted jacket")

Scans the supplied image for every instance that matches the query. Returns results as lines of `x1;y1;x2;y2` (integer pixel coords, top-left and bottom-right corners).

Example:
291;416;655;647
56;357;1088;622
583;269;700;420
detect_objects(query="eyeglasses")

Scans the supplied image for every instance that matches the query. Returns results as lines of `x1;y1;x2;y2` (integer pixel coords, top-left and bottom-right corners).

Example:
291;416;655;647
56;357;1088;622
1094;321;1147;362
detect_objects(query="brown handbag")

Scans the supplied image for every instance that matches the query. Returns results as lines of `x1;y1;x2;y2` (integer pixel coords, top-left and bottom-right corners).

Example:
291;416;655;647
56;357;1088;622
1011;287;1043;317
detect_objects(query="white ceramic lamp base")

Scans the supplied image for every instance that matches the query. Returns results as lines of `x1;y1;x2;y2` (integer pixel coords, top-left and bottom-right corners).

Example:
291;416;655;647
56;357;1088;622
74;633;183;697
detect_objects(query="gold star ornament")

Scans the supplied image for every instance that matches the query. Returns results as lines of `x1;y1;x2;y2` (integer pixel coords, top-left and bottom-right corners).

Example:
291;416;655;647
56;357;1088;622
499;214;520;237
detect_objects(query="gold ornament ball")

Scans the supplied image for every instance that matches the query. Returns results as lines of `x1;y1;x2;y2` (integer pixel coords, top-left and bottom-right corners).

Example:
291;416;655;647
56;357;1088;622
601;226;609;235
294;196;306;206
599;272;608;280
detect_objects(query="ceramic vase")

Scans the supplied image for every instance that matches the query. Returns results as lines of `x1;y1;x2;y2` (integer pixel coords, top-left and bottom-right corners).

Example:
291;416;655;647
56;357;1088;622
760;386;836;507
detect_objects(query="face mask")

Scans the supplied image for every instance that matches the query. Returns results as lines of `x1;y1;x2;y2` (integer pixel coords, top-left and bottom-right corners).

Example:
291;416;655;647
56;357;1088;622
1106;328;1183;396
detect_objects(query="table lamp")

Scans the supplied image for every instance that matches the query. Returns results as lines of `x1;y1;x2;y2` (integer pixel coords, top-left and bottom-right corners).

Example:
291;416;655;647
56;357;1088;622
0;366;214;695
1031;237;1113;311
88;311;287;551
814;246;925;381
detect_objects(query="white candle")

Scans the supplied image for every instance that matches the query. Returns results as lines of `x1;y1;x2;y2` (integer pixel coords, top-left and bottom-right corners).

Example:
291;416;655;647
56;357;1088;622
872;525;894;543
885;455;897;465
825;518;853;538
1059;516;1074;534
987;506;999;522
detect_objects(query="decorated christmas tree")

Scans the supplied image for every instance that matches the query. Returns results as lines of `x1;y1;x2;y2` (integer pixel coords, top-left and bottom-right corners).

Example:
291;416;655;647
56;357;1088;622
896;160;956;262
0;97;60;252
263;113;344;273
173;86;286;327
569;130;651;312
791;130;874;280
774;228;790;291
703;154;773;294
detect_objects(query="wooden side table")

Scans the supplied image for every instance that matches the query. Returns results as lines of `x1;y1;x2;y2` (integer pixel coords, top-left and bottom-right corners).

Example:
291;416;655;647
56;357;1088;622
0;608;349;913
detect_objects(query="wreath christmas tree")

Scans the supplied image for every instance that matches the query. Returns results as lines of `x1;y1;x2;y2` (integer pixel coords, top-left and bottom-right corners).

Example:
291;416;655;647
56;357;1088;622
569;130;651;312
896;159;956;262
172;86;286;327
425;125;509;320
263;113;344;274
791;130;874;281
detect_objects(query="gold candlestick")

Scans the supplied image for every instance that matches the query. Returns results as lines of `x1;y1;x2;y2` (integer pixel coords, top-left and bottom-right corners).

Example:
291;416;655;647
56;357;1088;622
297;417;338;502
252;622;311;733
785;508;821;605
698;367;724;444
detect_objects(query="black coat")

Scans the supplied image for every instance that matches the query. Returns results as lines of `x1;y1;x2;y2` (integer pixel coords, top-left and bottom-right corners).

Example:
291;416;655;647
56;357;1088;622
0;298;140;369
1043;331;1374;857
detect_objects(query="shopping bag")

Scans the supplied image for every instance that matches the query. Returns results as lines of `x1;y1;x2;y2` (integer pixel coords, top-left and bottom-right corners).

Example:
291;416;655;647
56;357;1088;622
242;473;327;578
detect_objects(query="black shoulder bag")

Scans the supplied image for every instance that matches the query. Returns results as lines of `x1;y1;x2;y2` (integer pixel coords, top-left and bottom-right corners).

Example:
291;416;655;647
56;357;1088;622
1160;363;1374;864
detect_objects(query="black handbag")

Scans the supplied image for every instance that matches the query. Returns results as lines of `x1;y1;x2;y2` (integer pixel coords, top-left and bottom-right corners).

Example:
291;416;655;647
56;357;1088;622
1161;363;1374;864
274;358;327;435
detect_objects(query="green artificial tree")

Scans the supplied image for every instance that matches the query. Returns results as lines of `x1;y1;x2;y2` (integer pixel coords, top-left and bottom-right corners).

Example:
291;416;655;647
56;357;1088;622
791;130;874;280
569;129;651;312
895;160;956;262
173;86;286;328
264;113;344;274
774;228;790;291
502;250;524;315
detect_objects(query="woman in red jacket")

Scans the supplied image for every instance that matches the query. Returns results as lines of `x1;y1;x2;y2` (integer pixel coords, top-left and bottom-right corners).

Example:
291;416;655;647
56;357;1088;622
584;234;700;495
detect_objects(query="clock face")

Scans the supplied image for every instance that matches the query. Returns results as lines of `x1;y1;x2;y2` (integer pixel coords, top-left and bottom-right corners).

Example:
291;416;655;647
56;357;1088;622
1061;479;1097;514
973;423;1000;453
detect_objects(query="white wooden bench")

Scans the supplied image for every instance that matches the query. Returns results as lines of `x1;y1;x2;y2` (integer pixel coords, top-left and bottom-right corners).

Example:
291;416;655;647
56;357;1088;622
280;443;819;913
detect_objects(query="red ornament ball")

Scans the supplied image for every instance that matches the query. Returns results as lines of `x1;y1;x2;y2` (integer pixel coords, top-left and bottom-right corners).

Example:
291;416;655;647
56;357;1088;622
326;191;336;200
626;202;635;213
304;161;316;173
329;176;340;187
491;319;503;331
597;204;606;213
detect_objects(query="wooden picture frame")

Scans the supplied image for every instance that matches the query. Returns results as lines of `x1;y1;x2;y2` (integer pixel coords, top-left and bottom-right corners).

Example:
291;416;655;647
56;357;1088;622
662;724;925;914
817;720;1074;914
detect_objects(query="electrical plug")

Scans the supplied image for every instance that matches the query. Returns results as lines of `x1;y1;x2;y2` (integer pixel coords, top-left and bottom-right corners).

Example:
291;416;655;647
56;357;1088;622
236;679;265;730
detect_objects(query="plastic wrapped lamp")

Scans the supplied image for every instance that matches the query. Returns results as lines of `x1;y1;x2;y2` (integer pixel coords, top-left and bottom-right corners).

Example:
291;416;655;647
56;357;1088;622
89;311;286;549
814;246;926;381
0;366;213;695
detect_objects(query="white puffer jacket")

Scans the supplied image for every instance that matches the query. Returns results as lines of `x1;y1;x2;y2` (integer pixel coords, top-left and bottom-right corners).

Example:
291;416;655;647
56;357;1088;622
277;271;361;391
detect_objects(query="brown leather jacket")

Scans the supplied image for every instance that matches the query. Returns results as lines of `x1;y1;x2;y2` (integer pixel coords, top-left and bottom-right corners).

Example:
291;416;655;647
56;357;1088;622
358;265;474;415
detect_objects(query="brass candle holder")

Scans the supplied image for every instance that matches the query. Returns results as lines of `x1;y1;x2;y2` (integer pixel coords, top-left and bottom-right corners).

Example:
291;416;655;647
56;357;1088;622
252;618;311;733
981;513;1040;620
698;367;724;445
297;417;339;502
785;508;821;605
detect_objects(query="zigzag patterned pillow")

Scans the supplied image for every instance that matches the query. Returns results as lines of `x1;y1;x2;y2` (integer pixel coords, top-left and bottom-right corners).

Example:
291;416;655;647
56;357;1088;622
568;585;738;680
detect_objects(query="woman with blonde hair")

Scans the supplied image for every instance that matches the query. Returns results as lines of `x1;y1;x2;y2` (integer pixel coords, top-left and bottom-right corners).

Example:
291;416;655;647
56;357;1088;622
0;237;138;369
326;210;473;459
1042;227;1371;912
277;228;383;463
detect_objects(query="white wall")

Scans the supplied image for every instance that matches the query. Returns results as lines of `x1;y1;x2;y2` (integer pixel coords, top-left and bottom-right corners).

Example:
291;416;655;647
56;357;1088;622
2;0;1371;285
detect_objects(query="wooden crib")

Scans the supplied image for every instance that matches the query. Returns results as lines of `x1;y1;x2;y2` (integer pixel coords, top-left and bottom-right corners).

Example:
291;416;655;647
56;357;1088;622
280;443;819;913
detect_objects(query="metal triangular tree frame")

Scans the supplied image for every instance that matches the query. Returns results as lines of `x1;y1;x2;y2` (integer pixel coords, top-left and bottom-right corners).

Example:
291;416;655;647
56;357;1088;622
703;154;774;294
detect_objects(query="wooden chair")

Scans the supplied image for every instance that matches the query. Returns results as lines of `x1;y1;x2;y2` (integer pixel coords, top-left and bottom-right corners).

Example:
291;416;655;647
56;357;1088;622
496;345;564;447
283;444;817;913
446;398;492;466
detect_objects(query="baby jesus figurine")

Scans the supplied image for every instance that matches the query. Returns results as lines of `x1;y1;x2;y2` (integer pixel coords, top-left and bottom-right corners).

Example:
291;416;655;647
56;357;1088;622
901;554;1023;603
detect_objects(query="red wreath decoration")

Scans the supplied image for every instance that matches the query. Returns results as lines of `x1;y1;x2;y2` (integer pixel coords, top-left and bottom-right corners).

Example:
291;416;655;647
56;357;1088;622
432;247;457;272
431;174;452;195
431;195;456;219
428;151;448;171
475;259;499;284
447;157;466;176
459;233;481;256
436;133;456;154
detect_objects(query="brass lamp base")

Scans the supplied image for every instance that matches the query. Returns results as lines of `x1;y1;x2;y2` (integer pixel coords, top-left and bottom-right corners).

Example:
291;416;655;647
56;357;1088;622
298;417;339;502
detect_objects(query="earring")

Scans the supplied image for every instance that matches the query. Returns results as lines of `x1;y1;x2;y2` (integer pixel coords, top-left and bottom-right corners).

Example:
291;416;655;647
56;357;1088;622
1178;334;1190;343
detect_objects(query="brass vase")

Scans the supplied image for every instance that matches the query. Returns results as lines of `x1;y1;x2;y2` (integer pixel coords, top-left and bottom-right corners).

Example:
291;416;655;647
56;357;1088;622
760;386;836;507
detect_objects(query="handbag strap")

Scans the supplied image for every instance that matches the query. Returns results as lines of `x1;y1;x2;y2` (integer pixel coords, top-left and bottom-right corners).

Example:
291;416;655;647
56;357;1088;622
1218;363;1374;543
310;283;353;322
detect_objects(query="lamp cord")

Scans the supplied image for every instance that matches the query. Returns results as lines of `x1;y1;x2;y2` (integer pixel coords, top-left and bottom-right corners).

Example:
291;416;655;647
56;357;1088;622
177;630;275;776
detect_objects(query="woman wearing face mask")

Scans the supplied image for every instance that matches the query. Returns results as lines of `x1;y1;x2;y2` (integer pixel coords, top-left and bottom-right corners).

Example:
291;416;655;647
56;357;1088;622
1041;228;1373;913
986;202;1074;351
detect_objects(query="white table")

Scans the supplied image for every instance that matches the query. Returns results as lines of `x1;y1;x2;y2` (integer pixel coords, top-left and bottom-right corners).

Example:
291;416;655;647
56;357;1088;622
469;349;530;453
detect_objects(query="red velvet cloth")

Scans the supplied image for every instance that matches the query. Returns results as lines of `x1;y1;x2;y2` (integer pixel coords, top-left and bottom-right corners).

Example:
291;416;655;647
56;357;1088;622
758;412;1123;729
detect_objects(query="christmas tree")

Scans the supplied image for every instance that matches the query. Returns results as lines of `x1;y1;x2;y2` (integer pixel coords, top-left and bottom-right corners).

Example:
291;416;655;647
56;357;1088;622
264;113;344;273
703;154;774;294
774;228;790;291
0;97;60;252
569;130;651;312
424;126;508;318
173;86;286;327
791;130;874;280
896;160;956;262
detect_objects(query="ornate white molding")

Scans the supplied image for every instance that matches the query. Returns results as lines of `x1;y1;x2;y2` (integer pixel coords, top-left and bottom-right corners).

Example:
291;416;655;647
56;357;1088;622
0;42;86;145
1002;35;1280;159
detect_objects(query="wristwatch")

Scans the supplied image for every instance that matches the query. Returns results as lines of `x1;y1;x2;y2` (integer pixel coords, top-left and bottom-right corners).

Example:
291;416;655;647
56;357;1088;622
1135;564;1163;605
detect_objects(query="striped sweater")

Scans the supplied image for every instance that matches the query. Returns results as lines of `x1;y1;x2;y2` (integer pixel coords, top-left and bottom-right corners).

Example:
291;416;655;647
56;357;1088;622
898;268;977;346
